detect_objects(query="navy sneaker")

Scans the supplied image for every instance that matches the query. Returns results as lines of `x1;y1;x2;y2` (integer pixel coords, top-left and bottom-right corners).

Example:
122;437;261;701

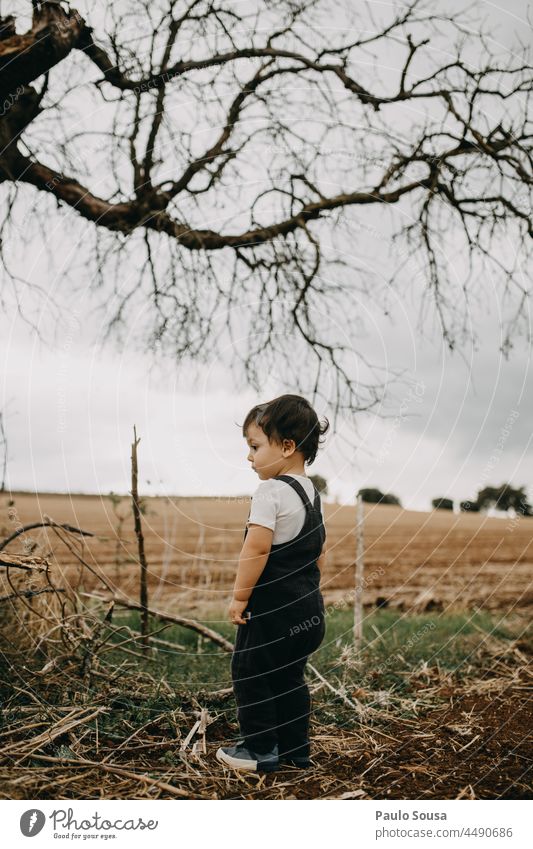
216;741;279;773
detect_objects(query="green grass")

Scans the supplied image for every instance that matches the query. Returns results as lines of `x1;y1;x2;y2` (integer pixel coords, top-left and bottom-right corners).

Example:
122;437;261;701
1;606;528;746
97;605;528;696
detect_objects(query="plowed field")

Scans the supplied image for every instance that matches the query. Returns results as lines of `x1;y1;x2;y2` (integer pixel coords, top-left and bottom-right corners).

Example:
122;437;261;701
2;492;531;614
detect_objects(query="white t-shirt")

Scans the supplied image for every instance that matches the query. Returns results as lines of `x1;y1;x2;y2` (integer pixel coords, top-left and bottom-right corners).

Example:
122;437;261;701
247;474;325;545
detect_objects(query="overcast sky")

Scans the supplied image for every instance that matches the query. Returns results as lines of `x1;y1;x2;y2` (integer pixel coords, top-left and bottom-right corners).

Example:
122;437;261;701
0;0;531;511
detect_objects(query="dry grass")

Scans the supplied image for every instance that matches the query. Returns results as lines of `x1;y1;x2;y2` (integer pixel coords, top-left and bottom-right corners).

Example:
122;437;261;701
0;493;531;800
1;572;531;800
1;491;532;615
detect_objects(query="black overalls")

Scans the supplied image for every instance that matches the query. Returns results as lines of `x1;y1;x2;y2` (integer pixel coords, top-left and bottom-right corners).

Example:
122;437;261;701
231;475;326;758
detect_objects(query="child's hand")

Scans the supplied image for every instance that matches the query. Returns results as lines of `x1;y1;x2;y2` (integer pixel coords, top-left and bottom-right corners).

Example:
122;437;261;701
229;598;249;625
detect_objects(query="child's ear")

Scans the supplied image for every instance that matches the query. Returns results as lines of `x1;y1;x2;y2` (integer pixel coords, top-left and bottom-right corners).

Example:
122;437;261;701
282;438;296;456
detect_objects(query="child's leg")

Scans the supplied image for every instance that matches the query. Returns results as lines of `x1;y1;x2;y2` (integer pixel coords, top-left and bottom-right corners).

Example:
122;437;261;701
271;612;326;760
270;656;312;759
230;621;279;754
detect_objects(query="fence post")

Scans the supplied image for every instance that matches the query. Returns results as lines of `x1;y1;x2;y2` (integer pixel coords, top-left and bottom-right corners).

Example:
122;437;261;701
353;491;364;646
131;425;149;650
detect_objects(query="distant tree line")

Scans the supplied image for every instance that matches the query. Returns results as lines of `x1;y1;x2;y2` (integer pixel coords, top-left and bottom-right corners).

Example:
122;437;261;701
309;475;328;495
433;483;532;516
314;478;531;517
357;488;401;506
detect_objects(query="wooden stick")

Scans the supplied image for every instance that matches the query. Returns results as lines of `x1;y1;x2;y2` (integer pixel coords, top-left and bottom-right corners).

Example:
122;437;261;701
22;753;204;798
80;591;234;652
198;708;208;754
104;622;187;652
0;521;94;552
306;667;401;743
131;425;149;648
0;554;48;571
2;707;107;758
307;662;365;716
180;719;201;751
0;586;66;602
354;491;364;646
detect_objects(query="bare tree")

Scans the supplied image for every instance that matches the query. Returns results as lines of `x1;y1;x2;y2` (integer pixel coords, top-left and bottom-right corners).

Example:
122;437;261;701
0;0;531;424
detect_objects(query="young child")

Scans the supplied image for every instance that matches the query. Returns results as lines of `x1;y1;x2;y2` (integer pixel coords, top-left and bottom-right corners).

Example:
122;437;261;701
216;394;329;773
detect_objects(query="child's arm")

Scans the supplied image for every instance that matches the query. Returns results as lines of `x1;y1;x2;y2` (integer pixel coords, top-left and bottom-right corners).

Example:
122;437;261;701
229;524;273;624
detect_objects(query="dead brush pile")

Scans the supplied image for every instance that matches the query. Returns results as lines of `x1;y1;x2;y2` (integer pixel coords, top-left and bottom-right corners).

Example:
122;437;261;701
0;522;531;800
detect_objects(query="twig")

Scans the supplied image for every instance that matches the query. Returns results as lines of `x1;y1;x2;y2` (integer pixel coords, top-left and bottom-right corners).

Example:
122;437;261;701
49;526;116;594
131;425;149;647
0;554;48;571
23;753;205;798
308;662;365;715
80;591;234;652
197;708;208;754
354;491;364;645
0;521;94;552
180;719;201;751
1;707;107;759
0;586;66;602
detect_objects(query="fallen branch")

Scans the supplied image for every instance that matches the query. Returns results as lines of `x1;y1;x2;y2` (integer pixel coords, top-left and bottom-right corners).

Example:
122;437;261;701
198;686;233;701
48;526;116;594
131;425;149;646
0;554;48;571
98;621;187;653
197;708;209;754
0;586;66;602
1;707;107;758
307;663;400;743
307;662;365;715
0;520;94;552
22;753;206;798
80;591;234;652
180;718;201;751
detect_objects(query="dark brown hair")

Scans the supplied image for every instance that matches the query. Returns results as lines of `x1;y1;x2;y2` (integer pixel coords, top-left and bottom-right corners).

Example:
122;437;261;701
241;394;329;466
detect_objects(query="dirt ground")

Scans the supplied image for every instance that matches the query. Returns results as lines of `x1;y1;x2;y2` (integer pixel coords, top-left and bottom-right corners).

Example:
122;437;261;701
206;687;532;799
1;644;530;800
1;492;531;800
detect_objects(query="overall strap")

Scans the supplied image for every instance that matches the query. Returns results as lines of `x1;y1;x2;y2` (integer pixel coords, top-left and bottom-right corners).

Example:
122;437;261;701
243;509;250;540
273;475;318;512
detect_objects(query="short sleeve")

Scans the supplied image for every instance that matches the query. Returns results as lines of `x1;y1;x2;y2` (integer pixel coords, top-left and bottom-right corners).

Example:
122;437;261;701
247;480;279;532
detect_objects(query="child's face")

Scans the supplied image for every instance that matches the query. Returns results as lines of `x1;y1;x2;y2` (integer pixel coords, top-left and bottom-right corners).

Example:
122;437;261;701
245;422;295;480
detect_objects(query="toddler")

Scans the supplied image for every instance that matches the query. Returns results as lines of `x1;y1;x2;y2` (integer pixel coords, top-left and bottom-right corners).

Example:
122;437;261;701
216;394;329;773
